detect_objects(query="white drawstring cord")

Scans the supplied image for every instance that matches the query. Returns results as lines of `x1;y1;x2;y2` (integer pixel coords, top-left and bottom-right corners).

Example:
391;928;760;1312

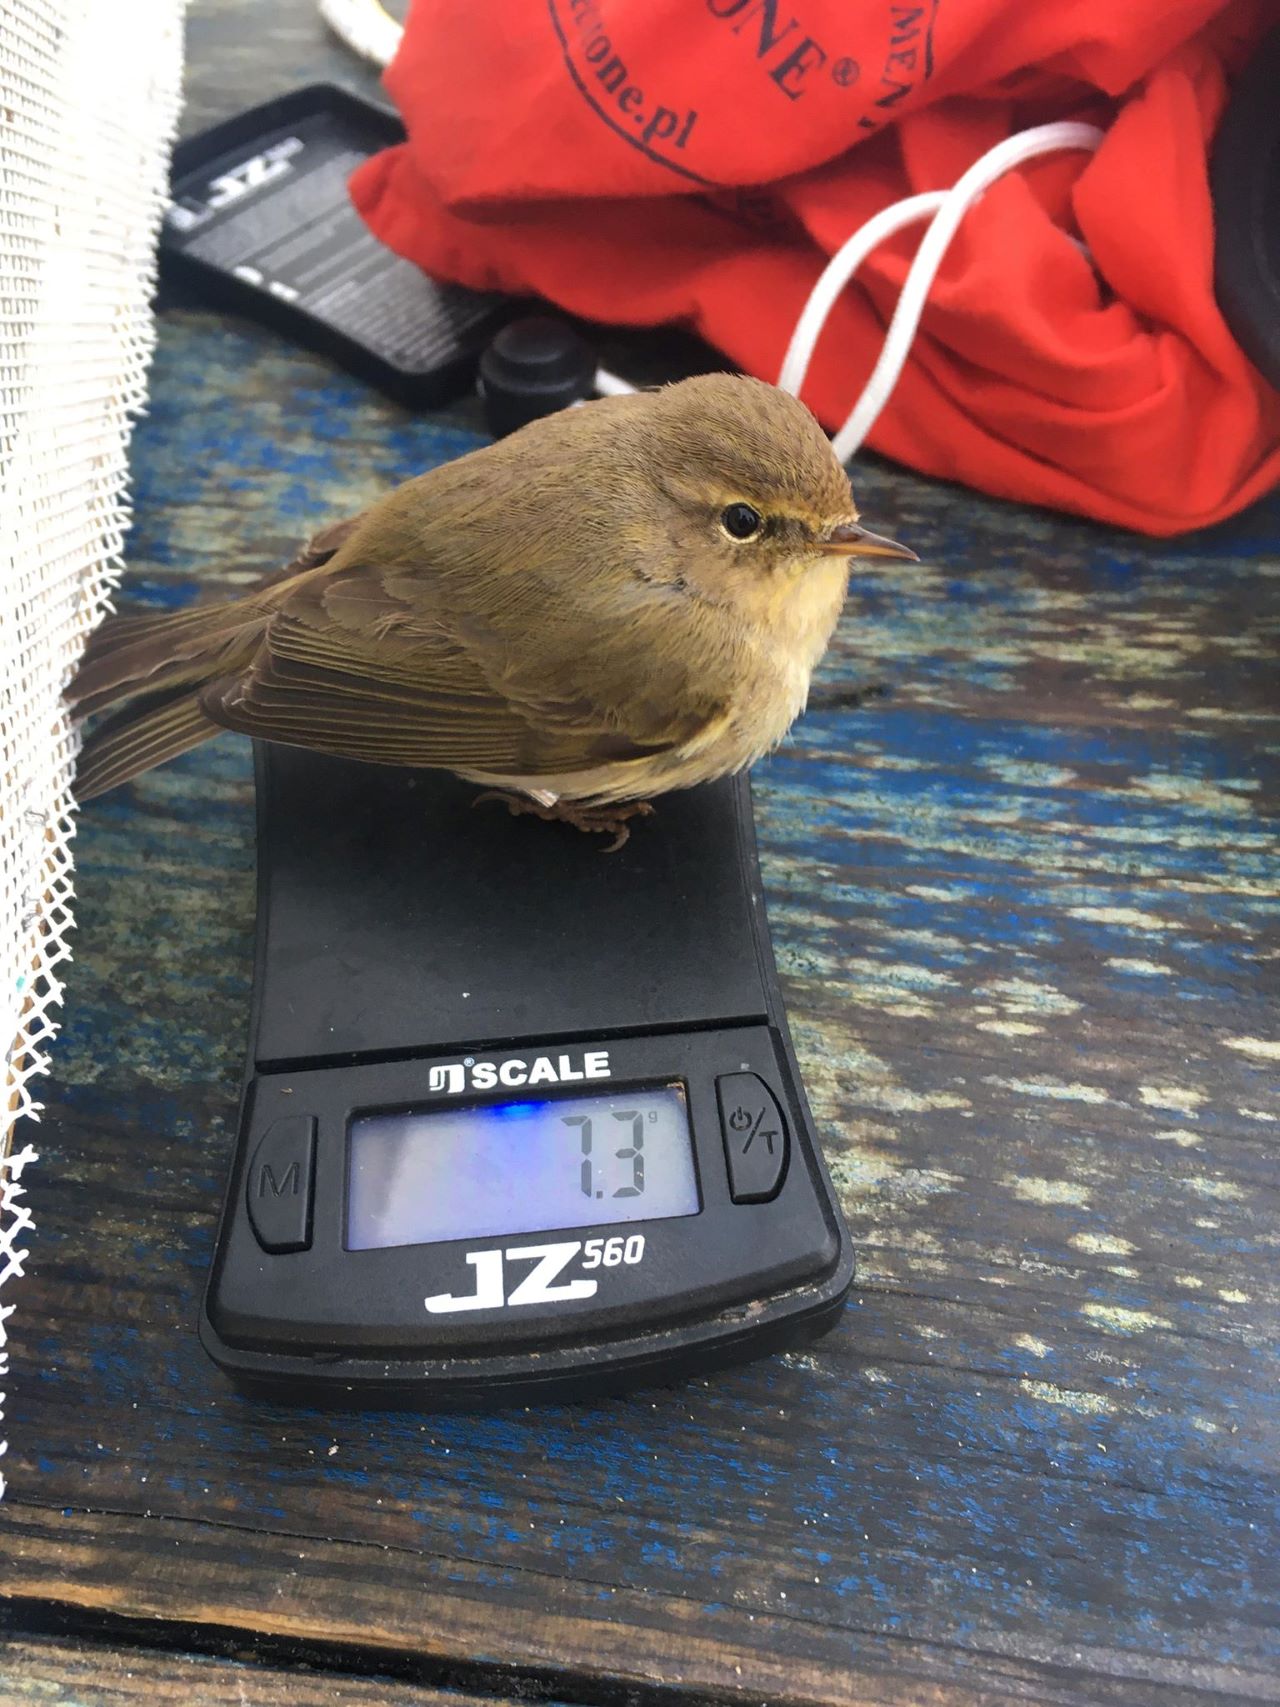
318;0;403;67
794;122;1105;461
593;368;639;397
596;121;1104;445
607;119;1105;440
316;2;1105;459
775;190;947;401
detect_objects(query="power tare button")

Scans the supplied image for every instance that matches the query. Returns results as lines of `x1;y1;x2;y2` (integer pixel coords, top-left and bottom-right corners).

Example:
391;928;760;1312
716;1073;789;1203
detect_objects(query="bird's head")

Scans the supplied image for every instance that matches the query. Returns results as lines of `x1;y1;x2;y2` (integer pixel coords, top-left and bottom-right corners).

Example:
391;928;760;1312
631;373;917;606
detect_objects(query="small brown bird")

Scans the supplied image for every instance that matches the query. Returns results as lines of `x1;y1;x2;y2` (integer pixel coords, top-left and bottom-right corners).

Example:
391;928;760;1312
69;374;915;845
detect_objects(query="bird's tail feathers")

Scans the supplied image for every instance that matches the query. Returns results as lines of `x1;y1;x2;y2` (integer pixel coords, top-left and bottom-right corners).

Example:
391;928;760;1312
69;601;266;720
73;688;222;801
69;599;270;797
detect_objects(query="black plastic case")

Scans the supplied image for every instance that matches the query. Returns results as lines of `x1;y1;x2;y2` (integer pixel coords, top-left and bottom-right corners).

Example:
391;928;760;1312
161;84;511;405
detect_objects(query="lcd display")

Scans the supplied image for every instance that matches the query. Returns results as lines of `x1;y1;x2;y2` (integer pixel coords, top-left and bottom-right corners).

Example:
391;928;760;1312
347;1084;698;1250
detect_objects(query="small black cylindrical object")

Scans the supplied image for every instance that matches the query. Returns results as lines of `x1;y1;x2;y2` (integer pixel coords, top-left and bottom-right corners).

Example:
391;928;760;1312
478;316;597;438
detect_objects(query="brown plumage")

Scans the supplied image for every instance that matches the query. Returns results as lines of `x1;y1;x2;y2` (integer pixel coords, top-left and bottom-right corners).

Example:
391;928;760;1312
69;374;915;839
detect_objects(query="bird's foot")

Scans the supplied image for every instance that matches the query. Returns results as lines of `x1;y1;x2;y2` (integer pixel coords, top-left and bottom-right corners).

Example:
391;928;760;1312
472;791;655;853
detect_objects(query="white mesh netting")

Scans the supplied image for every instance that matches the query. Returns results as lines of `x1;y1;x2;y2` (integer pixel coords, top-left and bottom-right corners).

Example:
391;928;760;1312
1;0;186;1493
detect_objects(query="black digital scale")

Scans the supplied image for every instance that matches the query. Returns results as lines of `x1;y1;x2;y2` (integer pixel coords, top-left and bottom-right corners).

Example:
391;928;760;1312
201;745;855;1406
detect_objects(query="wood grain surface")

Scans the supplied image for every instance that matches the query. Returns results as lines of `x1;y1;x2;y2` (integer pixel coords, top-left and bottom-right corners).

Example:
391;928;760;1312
4;1633;566;1707
1;4;1277;1706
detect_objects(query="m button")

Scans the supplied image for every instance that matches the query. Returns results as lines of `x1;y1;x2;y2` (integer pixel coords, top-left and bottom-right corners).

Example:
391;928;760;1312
716;1073;789;1202
246;1115;316;1252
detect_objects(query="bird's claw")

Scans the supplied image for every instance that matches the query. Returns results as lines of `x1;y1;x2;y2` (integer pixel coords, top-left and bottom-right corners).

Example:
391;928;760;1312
472;791;654;852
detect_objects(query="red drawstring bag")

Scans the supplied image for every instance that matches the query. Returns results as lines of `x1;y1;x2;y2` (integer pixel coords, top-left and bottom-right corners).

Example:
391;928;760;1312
350;0;1280;535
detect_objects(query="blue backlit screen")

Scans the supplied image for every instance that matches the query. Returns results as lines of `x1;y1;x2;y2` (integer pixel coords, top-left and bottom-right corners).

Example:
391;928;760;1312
347;1084;699;1250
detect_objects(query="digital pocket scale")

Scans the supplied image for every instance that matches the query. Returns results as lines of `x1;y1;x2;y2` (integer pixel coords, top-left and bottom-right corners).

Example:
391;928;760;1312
201;745;854;1406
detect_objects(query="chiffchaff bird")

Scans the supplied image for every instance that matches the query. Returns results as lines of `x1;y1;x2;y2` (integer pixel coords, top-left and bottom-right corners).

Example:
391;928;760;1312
70;374;915;846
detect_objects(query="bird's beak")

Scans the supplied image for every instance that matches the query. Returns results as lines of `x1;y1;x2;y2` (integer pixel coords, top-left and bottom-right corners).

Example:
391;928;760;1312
820;520;919;561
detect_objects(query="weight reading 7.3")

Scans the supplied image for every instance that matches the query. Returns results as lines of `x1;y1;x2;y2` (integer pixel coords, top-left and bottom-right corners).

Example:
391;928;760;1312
568;1108;648;1199
346;1086;699;1252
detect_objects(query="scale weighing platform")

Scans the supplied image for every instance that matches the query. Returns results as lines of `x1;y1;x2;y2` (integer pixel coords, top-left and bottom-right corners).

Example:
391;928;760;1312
201;745;855;1406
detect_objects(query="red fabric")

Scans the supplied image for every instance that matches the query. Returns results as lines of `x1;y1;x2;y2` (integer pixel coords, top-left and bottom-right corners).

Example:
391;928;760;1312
350;0;1280;535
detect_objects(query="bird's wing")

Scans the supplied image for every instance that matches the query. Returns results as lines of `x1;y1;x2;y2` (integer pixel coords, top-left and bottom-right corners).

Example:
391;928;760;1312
201;566;717;777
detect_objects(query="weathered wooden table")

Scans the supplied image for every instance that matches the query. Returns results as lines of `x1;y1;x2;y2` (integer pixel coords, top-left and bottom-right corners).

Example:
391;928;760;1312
3;6;1278;1703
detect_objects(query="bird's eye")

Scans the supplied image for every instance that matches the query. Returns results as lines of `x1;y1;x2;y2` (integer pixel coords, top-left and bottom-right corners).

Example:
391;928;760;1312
720;502;763;541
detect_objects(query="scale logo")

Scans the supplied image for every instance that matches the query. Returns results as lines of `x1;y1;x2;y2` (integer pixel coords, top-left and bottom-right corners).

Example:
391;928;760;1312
427;1050;611;1095
167;136;305;233
425;1235;646;1314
